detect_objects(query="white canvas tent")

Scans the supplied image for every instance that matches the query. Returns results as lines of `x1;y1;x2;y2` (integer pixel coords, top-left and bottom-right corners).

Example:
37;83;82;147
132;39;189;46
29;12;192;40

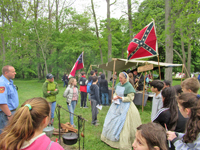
92;58;183;111
94;58;182;71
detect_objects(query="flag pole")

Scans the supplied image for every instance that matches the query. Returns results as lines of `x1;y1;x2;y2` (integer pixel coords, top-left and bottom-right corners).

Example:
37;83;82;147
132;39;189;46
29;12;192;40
153;19;161;80
82;51;84;71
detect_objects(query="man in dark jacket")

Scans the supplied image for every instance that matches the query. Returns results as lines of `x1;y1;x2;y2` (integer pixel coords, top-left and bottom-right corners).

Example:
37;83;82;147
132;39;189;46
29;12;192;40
90;76;101;126
99;74;109;106
133;69;144;91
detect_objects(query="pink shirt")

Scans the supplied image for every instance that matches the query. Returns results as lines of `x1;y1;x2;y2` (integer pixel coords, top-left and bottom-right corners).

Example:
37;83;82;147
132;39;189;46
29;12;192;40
72;87;78;101
21;133;64;150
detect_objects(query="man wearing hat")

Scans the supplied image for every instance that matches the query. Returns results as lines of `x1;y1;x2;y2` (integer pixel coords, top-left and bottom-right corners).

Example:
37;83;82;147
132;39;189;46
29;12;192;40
42;73;59;126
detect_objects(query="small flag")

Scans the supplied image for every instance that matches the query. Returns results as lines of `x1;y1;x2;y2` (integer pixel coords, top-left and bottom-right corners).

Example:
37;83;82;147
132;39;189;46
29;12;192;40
69;52;84;78
127;21;158;60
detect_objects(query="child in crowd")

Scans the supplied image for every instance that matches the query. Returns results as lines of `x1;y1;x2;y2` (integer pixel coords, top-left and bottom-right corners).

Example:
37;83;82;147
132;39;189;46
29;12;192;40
79;71;87;108
150;80;164;121
181;77;200;93
0;97;64;150
128;72;134;88
90;76;101;126
173;85;182;96
167;93;200;149
152;87;188;150
163;80;171;88
99;74;109;106
132;122;168;150
63;78;78;127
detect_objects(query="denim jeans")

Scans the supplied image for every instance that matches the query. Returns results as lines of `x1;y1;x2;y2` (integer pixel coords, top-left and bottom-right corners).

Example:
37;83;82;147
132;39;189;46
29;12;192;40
63;81;66;87
91;99;98;125
0;110;16;134
102;93;109;105
67;101;77;125
49;101;56;119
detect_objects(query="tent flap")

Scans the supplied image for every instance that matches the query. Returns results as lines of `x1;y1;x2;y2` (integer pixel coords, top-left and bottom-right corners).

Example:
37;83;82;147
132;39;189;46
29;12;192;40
98;58;182;72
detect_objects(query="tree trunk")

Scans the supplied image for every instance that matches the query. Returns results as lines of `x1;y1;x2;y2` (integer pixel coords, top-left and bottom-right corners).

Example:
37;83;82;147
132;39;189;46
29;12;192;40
165;0;173;82
127;0;133;41
106;0;112;81
55;0;59;80
48;0;52;29
1;5;5;63
34;0;42;79
180;28;186;66
37;63;42;80
187;30;192;77
91;0;105;74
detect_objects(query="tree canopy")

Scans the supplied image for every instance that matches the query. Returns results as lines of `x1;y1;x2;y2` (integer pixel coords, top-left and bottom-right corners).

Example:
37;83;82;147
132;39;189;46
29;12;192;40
0;0;199;79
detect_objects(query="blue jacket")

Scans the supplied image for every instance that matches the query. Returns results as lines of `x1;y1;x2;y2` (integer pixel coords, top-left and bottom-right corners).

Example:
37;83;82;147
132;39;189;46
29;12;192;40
172;132;200;150
0;75;19;111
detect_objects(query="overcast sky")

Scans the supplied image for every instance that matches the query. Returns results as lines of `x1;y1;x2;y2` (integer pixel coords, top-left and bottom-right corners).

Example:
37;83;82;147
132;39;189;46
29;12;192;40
72;0;143;20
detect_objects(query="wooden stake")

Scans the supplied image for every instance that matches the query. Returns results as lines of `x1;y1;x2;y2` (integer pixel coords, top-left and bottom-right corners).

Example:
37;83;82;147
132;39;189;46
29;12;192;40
111;59;117;102
157;55;161;80
142;72;146;112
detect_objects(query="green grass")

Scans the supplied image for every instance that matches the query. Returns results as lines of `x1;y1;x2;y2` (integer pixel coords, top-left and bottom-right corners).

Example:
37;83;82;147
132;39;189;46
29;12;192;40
14;79;199;150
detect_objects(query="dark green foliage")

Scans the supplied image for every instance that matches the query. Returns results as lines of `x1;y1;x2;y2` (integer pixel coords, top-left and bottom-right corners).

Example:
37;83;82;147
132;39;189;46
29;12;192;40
0;0;200;80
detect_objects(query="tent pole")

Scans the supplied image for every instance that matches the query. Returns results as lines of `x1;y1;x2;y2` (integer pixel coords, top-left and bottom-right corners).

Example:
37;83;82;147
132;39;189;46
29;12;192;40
142;72;146;112
90;65;92;71
111;59;117;102
82;51;84;71
181;64;184;83
157;55;161;80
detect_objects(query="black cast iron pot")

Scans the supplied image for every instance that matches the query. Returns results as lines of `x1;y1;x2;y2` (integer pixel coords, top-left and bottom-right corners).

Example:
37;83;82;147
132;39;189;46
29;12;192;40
62;132;78;145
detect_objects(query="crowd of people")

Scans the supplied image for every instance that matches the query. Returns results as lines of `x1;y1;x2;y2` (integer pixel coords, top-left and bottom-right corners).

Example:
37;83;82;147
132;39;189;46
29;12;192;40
0;65;200;150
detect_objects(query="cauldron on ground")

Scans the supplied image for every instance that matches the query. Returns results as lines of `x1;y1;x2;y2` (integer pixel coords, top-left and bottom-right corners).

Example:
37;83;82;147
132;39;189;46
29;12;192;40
43;126;54;138
62;132;78;145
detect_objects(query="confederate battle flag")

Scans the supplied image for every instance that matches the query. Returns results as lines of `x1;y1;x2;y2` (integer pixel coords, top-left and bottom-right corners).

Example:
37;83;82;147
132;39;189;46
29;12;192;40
127;21;158;60
69;52;84;78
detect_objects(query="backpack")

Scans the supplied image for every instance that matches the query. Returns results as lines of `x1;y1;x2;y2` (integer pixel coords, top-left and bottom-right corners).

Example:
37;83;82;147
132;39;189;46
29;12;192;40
198;74;200;81
79;77;87;86
87;80;93;93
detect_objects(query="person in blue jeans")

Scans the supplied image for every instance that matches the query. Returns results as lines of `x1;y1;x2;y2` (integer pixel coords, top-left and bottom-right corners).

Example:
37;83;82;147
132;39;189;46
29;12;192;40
99;74;109;106
63;78;78;127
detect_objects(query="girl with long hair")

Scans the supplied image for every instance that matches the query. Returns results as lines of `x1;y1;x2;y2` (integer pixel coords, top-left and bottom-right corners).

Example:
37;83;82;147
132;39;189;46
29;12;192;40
167;93;200;149
152;87;187;150
0;97;64;150
63;78;78;127
132;122;168;150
